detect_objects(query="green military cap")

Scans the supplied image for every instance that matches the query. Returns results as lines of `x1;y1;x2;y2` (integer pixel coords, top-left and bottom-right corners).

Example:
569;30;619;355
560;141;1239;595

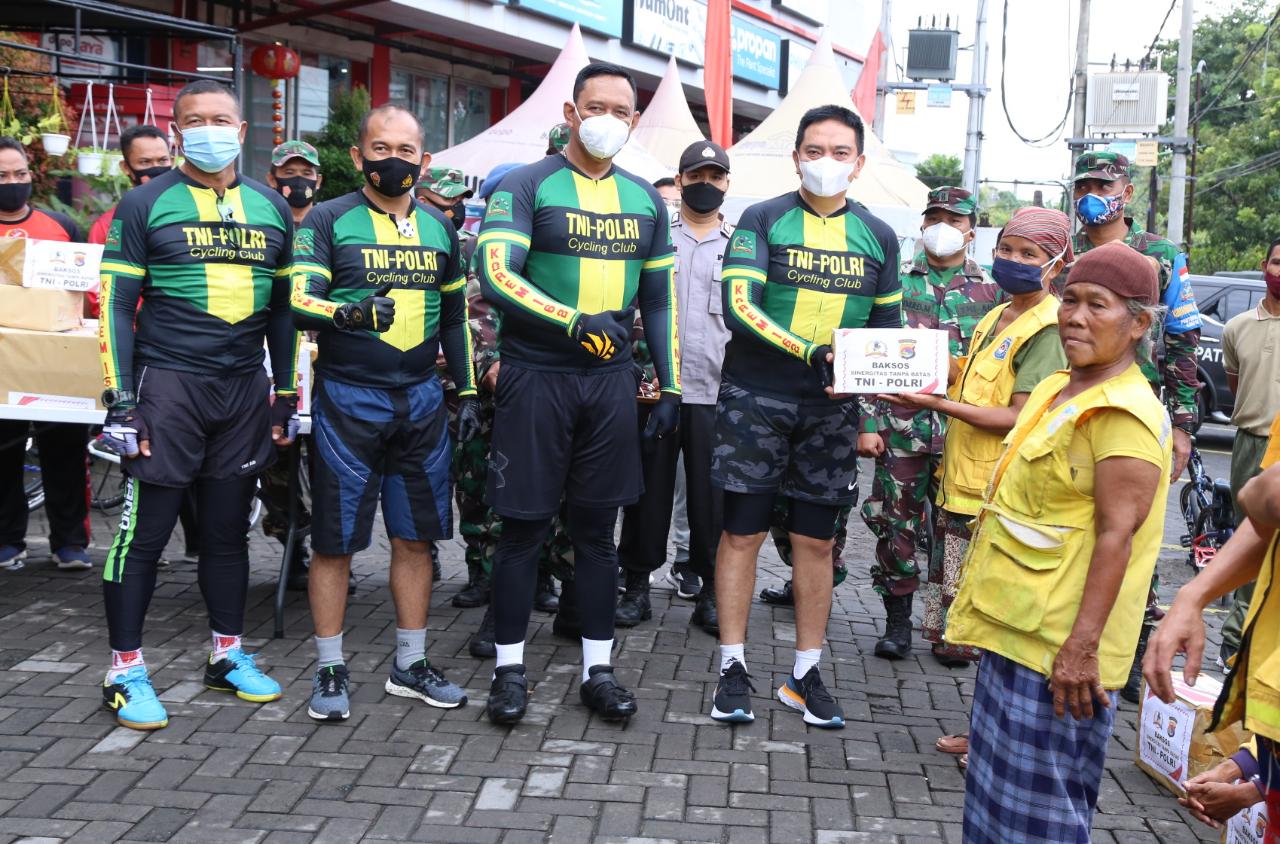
548;122;570;152
1073;150;1132;182
417;166;473;199
924;185;977;215
270;139;320;167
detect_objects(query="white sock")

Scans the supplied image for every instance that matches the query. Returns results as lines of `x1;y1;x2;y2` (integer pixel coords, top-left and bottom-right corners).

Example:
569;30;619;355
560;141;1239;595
720;643;746;674
495;641;525;673
793;648;822;680
212;631;241;661
108;648;144;682
581;638;613;682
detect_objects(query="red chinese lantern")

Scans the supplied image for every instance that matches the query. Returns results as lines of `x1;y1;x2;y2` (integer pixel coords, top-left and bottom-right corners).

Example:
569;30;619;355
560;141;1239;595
250;44;300;80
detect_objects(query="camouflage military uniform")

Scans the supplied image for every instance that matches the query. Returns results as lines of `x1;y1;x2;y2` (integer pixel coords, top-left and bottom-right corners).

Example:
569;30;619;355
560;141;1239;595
860;247;1001;596
1067;152;1202;627
441;236;574;584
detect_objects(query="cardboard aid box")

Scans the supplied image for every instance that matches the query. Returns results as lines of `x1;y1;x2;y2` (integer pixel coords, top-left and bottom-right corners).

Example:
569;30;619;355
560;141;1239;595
0;237;95;332
0;321;104;409
1136;673;1251;797
1223;800;1268;844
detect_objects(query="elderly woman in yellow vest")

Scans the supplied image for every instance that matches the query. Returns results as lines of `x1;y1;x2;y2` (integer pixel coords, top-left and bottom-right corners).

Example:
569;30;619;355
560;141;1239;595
883;206;1071;674
1146;408;1280;842
944;241;1171;843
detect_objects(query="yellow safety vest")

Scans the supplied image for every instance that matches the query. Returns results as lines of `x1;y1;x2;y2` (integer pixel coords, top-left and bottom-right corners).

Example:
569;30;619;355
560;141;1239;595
1214;418;1280;741
945;364;1172;688
937;293;1061;516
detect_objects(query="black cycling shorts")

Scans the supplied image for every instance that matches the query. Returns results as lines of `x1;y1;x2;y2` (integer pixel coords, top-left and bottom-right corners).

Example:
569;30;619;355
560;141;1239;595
486;362;642;520
125;366;274;488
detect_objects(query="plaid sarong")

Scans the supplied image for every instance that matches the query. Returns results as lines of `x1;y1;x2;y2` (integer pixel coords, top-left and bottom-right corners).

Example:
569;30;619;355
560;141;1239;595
963;652;1116;843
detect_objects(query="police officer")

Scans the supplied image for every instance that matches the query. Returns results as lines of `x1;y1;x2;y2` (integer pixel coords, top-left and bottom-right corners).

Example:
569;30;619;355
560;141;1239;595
617;140;734;636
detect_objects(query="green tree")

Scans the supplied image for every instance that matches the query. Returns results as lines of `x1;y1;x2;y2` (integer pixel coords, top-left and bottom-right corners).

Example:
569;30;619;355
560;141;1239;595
312;86;370;202
915;153;963;189
977;185;1029;228
1156;0;1280;272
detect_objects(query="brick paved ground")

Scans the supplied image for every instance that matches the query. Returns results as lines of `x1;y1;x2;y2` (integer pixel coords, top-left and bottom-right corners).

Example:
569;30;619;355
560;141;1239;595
0;440;1236;843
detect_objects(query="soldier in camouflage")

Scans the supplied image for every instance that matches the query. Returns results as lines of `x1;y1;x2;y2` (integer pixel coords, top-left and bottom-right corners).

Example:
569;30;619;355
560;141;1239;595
428;163;566;658
1068;150;1203;702
861;186;1001;660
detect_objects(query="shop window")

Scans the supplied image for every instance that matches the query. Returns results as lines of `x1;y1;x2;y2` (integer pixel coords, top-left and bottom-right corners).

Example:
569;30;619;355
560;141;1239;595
450;79;490;146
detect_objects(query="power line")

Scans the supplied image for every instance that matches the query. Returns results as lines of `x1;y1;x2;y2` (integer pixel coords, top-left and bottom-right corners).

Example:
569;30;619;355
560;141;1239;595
998;0;1073;147
1141;0;1179;68
1192;3;1280;124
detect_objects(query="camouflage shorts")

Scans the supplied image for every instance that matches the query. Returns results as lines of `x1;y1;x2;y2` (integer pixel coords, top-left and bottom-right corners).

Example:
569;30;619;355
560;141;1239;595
711;381;860;505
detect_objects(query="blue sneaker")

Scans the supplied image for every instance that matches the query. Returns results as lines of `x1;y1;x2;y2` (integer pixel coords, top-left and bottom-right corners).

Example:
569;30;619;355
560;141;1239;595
103;666;168;730
386;658;467;708
54;546;92;571
0;545;26;571
204;648;282;703
308;664;351;722
778;666;845;729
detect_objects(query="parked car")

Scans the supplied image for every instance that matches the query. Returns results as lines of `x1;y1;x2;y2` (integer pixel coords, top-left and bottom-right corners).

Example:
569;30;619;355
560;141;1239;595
1181;273;1267;426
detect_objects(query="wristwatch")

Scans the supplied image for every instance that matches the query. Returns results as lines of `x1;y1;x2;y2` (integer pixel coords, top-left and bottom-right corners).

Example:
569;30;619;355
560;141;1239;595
101;388;136;408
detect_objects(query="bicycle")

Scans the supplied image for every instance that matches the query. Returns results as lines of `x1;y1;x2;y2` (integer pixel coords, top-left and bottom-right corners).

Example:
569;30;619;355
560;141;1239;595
1179;439;1235;574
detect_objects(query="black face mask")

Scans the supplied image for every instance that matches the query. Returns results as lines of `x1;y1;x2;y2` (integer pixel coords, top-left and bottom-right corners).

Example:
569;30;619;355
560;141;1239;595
127;165;171;187
275;175;318;209
0;182;32;213
442;199;466;230
362;155;421;198
680;181;725;214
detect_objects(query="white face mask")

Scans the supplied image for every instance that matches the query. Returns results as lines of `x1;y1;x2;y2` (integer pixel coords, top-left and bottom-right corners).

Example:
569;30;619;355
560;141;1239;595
798;156;855;197
920;222;967;258
575;107;631;160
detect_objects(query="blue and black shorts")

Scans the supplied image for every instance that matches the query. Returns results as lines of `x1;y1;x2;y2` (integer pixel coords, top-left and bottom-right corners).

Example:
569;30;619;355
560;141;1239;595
310;376;452;555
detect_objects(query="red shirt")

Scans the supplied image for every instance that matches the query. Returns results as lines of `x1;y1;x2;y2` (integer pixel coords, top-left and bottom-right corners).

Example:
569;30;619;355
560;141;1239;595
85;207;117;318
0;207;78;241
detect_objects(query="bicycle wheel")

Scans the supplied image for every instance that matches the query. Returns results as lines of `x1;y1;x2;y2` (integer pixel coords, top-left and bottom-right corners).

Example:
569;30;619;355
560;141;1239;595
24;439;44;512
91;460;127;512
1179;482;1201;532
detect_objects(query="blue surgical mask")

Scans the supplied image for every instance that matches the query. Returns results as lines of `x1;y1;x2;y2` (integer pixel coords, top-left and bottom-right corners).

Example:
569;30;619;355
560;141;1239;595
992;255;1050;295
1075;192;1124;226
179;125;242;173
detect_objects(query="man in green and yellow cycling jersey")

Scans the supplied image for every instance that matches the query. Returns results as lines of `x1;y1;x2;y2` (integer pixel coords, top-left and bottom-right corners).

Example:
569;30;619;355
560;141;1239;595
291;105;480;722
97;80;299;731
709;104;902;729
477;62;680;726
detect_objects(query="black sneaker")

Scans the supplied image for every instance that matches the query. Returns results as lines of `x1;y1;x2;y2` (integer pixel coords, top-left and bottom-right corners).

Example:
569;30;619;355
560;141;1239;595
778;666;844;728
691;590;719;635
486;664;529;725
709;659;755;723
759;580;794;606
579;665;637;722
665;562;702;600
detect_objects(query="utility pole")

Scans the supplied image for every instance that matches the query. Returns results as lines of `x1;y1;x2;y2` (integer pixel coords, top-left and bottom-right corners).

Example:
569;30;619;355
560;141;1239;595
1070;0;1091;175
961;0;988;196
873;0;892;138
1184;60;1205;249
1167;0;1194;246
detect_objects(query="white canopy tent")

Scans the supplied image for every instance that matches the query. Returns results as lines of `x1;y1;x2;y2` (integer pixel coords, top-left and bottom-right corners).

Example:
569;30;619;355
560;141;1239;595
631;57;708;172
430;23;672;190
725;35;930;237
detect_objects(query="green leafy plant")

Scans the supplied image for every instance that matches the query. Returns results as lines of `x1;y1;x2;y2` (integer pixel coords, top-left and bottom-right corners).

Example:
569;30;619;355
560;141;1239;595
312;85;370;202
915;153;964;190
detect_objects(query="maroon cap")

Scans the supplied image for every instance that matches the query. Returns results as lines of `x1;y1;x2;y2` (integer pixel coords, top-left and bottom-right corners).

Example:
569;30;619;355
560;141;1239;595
1064;241;1159;304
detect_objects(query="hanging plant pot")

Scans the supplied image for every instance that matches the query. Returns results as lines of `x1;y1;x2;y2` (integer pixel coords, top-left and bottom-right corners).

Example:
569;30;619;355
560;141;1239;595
77;151;103;175
41;133;71;156
103;151;124;175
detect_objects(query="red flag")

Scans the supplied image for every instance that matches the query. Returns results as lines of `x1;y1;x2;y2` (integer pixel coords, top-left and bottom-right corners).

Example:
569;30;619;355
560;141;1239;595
852;30;884;119
704;0;733;147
